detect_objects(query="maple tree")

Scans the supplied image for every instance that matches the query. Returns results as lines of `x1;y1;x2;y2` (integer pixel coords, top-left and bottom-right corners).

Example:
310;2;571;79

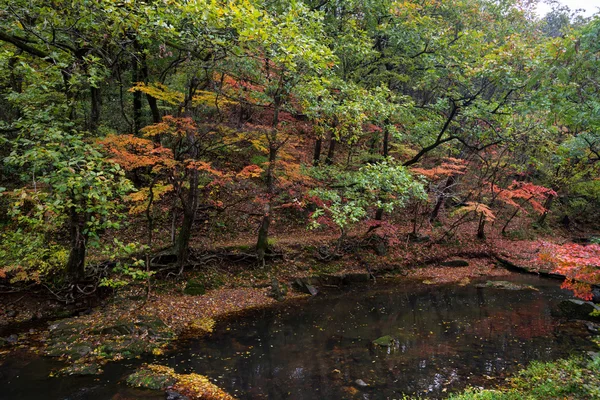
539;242;600;301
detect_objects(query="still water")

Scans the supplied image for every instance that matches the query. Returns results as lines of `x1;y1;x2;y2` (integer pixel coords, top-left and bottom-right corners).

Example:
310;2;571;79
0;274;596;399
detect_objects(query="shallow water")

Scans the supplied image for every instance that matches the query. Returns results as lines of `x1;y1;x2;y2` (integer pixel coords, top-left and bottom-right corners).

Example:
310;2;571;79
0;274;596;399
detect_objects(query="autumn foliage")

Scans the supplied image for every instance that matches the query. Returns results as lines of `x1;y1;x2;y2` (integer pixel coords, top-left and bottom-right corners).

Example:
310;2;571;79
539;242;600;300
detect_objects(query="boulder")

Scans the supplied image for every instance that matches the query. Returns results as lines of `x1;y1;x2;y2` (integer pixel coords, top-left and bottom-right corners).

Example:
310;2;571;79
268;278;287;301
293;278;318;296
556;299;600;321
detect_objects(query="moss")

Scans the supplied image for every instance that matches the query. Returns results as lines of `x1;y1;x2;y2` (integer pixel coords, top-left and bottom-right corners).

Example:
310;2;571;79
127;364;235;399
126;365;177;390
184;279;206;296
448;356;600;400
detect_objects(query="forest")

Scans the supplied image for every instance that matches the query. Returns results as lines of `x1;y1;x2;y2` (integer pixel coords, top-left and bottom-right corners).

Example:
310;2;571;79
1;0;600;399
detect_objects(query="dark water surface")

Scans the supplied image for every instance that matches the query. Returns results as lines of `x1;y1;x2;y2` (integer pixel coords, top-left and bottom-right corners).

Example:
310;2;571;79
1;274;596;399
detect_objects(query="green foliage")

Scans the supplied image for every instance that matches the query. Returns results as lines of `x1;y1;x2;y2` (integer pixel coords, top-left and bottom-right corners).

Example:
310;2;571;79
99;241;151;289
309;159;426;233
448;356;600;400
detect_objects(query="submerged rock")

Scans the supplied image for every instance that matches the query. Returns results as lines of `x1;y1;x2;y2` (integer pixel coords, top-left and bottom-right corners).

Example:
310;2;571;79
372;335;397;347
165;390;190;400
354;378;369;388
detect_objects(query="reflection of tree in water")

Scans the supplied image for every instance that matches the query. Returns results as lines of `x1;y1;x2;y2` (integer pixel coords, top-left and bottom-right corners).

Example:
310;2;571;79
182;279;595;399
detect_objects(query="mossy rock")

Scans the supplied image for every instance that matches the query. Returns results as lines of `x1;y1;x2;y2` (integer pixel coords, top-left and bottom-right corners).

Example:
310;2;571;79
184;279;206;296
127;367;177;390
372;335;397;347
57;361;103;376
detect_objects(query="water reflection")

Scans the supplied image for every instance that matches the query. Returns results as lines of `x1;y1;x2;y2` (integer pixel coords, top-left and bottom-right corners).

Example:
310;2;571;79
160;275;595;399
0;275;595;400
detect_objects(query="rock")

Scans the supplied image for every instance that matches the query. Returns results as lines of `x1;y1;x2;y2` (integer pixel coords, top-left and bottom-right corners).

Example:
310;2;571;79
372;335;397;347
184;279;206;296
6;310;17;318
441;260;469;267
556;299;600;321
354;379;368;388
72;344;93;358
582;321;600;333
6;334;18;344
475;280;538;291
343;273;371;284
127;367;177;390
293;278;318;296
373;240;387;256
165;390;190;400
320;274;343;286
268;278;287;301
592;287;600;303
58;362;103;376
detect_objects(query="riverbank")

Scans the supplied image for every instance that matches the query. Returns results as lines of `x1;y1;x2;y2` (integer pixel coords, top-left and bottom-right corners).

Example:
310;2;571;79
1;230;598;399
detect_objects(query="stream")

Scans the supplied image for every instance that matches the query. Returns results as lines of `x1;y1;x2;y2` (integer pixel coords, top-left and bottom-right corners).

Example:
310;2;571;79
0;274;596;399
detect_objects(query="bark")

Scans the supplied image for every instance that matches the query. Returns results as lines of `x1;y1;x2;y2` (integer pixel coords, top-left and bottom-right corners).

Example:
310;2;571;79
477;214;486;239
90;86;101;132
538;194;555;226
325;133;336;165
140;52;160;123
66;208;87;281
132;54;143;134
430;175;456;222
175;78;200;272
313;137;322;166
256;93;281;263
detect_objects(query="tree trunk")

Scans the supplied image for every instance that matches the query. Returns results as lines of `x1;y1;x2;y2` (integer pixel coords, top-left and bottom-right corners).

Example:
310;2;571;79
325;133;336;165
430;175;456;222
132;55;143;134
66;208;87;281
175;77;200;272
256;142;277;263
382;126;389;158
374;125;391;220
256;93;281;263
477;214;486;239
538;194;555;226
90;86;101;132
313;137;322;166
140;52;160;124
